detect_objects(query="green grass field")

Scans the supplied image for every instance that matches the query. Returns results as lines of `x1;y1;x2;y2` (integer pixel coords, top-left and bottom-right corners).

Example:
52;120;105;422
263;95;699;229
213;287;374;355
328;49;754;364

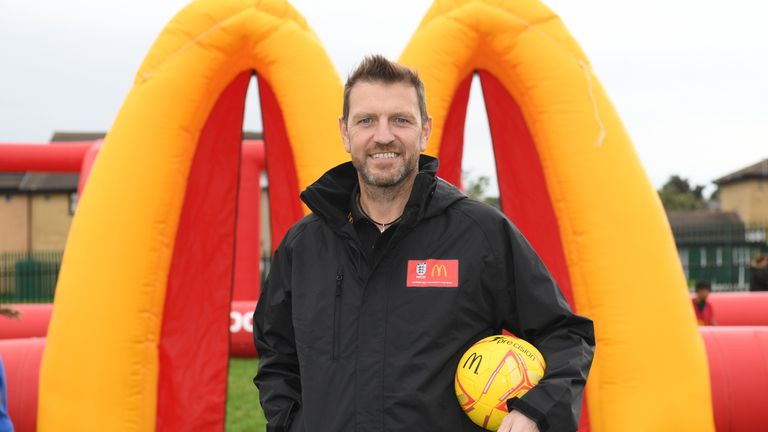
226;358;267;431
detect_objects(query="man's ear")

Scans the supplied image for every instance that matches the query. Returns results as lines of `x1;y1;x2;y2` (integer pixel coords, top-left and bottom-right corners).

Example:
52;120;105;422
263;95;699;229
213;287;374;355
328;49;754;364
339;116;351;153
420;116;433;152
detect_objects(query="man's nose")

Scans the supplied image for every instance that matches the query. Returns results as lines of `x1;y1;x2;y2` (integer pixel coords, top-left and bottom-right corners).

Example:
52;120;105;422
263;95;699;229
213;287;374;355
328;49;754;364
373;120;395;144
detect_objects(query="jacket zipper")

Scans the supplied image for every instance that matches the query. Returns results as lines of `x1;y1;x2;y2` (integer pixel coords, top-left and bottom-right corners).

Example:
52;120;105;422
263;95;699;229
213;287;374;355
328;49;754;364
332;265;344;360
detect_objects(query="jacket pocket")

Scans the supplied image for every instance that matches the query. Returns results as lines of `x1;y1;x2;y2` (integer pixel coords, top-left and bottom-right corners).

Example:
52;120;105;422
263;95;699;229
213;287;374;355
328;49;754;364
332;265;344;360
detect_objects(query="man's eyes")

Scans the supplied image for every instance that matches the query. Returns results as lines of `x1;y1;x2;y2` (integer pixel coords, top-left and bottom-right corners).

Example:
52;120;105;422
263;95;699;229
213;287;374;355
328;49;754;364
355;117;412;125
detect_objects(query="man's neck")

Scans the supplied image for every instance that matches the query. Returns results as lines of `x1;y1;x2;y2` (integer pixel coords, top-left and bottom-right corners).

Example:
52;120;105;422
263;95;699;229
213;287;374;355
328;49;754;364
358;174;416;225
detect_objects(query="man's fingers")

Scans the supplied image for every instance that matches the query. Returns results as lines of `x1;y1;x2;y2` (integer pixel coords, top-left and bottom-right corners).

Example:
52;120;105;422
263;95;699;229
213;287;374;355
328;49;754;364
497;410;539;432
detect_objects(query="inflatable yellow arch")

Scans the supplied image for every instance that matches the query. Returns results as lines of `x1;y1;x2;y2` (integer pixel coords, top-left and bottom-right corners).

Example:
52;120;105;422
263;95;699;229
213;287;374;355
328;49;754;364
39;0;714;430
400;1;713;430
38;1;346;430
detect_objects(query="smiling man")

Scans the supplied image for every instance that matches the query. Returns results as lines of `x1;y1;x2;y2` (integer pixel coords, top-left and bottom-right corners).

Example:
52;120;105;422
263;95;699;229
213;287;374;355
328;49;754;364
253;55;595;432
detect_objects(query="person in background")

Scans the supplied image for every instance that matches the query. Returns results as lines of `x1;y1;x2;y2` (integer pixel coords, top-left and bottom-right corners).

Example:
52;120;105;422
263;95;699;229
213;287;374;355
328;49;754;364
692;281;716;326
750;255;768;292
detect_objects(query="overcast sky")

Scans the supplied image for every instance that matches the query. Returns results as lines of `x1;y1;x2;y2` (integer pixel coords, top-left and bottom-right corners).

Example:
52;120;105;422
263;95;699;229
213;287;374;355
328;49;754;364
1;0;766;197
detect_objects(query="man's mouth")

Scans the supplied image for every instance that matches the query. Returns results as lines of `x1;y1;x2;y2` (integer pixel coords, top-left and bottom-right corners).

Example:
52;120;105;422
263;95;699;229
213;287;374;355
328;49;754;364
370;152;398;159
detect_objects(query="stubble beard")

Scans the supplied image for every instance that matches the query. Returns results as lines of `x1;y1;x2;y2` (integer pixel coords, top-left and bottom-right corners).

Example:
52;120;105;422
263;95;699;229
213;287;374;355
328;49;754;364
354;147;420;190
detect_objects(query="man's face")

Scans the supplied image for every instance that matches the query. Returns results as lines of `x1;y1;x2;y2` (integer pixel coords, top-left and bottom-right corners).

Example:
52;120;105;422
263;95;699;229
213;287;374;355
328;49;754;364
340;81;431;188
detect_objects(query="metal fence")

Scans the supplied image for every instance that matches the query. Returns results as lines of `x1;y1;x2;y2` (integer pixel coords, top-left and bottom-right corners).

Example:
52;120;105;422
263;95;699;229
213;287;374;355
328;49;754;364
0;251;63;303
672;222;768;291
2;222;765;301
0;250;274;304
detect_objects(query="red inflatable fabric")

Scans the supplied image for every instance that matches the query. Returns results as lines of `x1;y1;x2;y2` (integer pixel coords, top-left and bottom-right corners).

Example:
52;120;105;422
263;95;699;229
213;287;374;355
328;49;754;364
0;143;91;172
232;141;264;301
692;292;768;326
258;76;305;250
700;326;768;432
435;74;472;187
157;71;251;431
478;71;575;312
76;141;103;195
230;301;257;358
0;337;45;432
0;303;260;358
0;305;51;340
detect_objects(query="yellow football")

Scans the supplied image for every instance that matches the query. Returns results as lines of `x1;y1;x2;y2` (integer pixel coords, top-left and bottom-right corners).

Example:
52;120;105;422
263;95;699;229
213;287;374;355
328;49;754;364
455;335;546;430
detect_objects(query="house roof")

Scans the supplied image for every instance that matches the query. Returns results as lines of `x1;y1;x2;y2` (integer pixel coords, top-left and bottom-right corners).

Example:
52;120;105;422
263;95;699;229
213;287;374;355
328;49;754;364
0;172;79;194
667;210;746;245
49;130;263;141
50;131;106;142
0;173;25;191
19;173;80;192
666;210;743;228
714;158;768;185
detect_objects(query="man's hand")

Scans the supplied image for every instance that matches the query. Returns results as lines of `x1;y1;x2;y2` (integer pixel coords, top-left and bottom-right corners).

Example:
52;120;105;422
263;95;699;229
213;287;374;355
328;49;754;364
496;410;539;432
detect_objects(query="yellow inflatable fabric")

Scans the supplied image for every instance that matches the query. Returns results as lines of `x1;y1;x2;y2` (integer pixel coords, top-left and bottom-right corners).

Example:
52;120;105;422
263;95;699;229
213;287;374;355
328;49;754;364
400;1;714;431
37;0;345;430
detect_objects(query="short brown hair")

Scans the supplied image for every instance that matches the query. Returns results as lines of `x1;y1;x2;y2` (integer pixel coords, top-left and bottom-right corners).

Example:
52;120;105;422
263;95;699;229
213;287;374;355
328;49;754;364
342;55;428;124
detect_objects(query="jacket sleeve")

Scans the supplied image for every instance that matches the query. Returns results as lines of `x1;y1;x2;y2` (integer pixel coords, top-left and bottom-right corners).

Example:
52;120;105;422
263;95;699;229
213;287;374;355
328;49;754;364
253;244;302;431
493;220;595;432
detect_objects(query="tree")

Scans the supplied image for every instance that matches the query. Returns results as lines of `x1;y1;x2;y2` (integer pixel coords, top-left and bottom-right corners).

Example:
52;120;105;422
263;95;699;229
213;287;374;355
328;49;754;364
462;172;500;209
658;175;708;211
464;174;490;201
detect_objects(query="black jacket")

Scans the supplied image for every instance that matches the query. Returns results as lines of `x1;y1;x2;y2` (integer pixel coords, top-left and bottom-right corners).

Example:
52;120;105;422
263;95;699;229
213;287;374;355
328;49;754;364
254;155;595;431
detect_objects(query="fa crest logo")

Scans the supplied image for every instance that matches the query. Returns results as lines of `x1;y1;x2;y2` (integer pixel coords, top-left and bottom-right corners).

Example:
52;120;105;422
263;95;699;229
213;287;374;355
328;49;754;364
416;262;427;276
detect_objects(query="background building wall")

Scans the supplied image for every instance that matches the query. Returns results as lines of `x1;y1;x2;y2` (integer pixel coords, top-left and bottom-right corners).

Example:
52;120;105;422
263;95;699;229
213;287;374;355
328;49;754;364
720;179;768;224
30;193;74;251
0;194;29;253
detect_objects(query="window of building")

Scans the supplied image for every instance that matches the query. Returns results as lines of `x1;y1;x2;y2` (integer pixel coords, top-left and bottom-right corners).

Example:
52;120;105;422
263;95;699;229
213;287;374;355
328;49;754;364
700;248;707;268
69;192;78;215
716;248;723;266
678;248;689;279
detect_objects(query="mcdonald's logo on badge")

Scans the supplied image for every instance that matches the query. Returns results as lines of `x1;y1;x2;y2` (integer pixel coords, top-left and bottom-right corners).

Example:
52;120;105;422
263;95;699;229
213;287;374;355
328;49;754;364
407;259;459;288
431;264;448;277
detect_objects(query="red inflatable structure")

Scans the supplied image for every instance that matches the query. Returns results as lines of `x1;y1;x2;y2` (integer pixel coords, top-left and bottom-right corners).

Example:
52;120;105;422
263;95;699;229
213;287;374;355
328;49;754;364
0;139;264;301
700;326;768;431
1;140;264;430
0;304;51;340
0;338;45;432
0;142;91;172
2;138;768;430
696;292;768;326
1;302;257;358
4;324;767;432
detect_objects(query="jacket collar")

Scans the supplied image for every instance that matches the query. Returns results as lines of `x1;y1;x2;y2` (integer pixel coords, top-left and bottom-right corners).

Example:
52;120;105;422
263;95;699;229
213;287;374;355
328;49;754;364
300;154;465;232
